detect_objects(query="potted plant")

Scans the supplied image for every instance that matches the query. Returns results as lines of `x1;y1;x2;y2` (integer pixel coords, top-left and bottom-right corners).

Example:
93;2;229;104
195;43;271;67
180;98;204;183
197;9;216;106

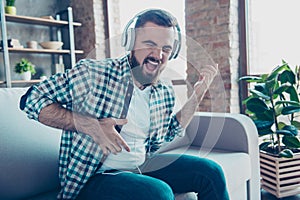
239;60;300;198
14;58;36;81
5;0;16;15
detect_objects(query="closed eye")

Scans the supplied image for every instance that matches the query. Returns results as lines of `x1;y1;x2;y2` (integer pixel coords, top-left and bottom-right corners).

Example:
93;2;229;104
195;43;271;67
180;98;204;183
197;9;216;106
143;40;172;54
162;46;172;53
143;40;156;48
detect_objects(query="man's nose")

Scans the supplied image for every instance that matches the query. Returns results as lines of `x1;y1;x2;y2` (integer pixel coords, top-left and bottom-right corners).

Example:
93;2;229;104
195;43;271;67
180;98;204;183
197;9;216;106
151;47;163;60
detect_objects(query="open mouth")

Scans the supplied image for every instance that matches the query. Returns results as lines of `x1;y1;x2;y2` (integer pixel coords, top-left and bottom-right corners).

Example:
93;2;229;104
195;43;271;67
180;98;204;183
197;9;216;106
144;57;160;72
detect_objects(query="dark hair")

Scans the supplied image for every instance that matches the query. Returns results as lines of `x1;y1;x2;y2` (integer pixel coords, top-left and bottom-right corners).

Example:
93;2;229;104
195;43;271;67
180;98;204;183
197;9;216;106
134;9;178;29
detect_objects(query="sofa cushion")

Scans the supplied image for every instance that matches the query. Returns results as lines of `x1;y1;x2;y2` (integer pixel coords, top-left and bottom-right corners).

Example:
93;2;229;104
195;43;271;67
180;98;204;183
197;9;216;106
162;146;251;198
0;88;61;200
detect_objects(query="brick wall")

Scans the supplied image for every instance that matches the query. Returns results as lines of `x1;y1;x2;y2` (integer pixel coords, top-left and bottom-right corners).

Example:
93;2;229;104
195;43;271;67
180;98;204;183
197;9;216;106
71;0;110;60
185;0;240;113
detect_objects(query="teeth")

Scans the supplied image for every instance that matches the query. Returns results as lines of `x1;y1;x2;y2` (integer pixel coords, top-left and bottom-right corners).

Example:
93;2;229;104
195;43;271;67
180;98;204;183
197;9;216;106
148;59;158;65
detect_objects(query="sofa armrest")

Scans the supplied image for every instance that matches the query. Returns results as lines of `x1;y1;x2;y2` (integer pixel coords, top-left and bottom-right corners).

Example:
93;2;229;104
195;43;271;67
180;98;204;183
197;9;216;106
159;112;260;200
186;112;258;153
188;112;260;200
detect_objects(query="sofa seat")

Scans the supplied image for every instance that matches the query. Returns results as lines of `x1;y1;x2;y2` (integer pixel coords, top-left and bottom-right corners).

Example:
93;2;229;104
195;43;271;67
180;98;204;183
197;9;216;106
163;147;251;199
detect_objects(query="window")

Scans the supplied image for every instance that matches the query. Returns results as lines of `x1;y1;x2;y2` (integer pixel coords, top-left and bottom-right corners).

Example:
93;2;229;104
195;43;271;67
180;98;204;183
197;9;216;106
247;0;300;74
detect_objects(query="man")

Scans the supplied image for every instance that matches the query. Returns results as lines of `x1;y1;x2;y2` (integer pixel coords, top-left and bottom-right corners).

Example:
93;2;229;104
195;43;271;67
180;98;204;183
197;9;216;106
20;9;229;200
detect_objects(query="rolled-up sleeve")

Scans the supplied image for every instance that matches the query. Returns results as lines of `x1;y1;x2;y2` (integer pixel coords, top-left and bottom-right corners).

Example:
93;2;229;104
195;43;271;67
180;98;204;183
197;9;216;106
164;114;185;142
21;60;91;121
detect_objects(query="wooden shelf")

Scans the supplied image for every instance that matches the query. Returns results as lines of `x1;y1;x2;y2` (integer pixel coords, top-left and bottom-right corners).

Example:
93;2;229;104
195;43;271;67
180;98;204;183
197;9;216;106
0;79;42;85
4;47;84;54
5;14;82;27
12;80;41;84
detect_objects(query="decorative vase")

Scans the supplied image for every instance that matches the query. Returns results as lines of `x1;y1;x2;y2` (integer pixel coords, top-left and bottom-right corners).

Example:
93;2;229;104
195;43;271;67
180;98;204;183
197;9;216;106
21;71;31;81
260;151;300;198
5;6;16;15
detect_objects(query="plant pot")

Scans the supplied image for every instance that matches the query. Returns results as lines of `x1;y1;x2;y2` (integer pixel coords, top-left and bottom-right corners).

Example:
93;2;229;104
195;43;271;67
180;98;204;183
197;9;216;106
5;6;16;15
260;151;300;198
20;71;31;81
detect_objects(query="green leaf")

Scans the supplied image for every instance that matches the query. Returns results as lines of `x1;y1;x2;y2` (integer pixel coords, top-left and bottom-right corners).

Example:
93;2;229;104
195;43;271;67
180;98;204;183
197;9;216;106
254;83;266;93
280;70;296;84
261;74;269;81
242;96;252;105
268;63;290;81
265;78;277;92
282;125;298;136
296;65;300;81
286;86;300;102
278;122;287;130
246;98;269;114
282;135;300;148
276;130;294;136
249;89;270;100
278;149;293;158
282;105;300;115
257;128;273;136
273;83;291;95
238;76;262;82
255;110;274;121
259;141;272;150
254;120;273;130
275;100;300;106
6;0;16;6
292;121;300;130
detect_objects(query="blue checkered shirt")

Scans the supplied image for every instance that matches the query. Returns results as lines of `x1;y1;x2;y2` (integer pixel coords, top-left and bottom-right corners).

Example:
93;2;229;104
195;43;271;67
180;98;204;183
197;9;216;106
22;55;184;199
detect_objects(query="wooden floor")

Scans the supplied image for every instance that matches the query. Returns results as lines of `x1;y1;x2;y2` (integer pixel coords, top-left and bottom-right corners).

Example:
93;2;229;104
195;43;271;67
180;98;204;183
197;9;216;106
261;189;300;200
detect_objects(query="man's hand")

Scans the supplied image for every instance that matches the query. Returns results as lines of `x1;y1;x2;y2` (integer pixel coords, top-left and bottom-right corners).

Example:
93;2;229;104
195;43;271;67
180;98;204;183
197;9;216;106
94;118;130;155
75;117;130;156
193;64;218;98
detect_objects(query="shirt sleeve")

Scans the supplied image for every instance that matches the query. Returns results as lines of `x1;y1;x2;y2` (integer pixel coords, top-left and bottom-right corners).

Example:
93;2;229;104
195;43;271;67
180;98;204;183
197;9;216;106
21;60;92;121
164;114;185;142
163;83;185;142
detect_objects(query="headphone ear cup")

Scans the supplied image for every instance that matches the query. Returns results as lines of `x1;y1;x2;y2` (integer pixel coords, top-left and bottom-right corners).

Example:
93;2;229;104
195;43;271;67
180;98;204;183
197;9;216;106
125;28;135;51
121;28;127;48
169;40;178;60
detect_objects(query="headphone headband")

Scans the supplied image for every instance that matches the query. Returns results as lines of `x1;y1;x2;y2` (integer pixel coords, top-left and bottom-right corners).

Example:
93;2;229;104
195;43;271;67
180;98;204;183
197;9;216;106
121;9;181;60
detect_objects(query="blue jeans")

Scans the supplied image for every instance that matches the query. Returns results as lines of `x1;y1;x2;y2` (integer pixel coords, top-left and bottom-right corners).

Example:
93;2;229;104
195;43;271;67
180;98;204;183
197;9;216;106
77;154;230;200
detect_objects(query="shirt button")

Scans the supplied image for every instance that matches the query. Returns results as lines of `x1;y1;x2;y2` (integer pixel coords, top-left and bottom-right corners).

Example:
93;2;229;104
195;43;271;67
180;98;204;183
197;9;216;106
121;114;126;118
127;93;131;97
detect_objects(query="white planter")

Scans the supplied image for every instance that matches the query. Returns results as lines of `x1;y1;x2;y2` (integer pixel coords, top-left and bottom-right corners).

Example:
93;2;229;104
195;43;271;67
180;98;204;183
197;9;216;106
21;71;31;81
260;151;300;198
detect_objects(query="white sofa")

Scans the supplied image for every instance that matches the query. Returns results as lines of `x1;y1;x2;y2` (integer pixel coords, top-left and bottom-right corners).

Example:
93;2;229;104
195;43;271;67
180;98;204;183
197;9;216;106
0;87;260;200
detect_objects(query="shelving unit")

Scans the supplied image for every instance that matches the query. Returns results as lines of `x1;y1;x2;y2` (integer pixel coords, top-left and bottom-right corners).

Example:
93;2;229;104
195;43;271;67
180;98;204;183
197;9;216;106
6;47;83;54
0;2;83;88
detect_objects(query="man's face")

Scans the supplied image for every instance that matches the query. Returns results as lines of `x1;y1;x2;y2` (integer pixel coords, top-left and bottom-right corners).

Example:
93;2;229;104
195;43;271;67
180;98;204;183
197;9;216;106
130;22;176;86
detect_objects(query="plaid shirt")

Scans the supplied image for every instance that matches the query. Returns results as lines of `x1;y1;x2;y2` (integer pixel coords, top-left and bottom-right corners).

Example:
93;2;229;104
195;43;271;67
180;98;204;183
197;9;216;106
22;55;184;199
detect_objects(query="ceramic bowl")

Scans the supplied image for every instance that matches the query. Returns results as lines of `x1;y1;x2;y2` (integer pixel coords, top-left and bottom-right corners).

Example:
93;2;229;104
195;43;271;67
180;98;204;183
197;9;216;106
39;41;63;50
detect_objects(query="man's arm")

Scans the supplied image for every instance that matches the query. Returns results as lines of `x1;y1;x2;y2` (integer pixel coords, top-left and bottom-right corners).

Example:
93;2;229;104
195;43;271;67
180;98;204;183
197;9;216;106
176;65;218;128
38;103;130;155
20;61;130;155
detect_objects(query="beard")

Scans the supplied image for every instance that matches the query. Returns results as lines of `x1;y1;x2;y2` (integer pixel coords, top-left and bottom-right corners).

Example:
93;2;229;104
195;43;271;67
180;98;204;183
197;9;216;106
130;53;160;87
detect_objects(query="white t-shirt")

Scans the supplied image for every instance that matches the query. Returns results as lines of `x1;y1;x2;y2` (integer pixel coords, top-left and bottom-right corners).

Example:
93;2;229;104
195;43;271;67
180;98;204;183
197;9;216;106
100;85;151;171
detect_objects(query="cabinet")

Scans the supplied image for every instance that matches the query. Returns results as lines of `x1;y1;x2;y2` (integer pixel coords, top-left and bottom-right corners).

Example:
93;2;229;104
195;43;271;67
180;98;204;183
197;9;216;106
0;2;83;88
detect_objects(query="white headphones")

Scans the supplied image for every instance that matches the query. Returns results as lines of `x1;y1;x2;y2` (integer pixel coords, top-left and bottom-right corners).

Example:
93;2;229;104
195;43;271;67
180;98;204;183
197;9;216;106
121;9;181;60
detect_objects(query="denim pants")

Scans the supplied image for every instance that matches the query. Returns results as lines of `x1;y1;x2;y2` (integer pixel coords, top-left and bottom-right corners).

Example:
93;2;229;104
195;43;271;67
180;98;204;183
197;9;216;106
77;154;230;200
